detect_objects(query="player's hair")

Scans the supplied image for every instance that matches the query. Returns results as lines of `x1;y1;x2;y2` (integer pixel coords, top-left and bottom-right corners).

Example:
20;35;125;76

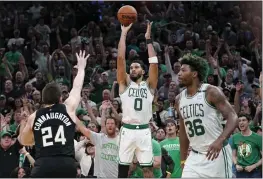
180;54;209;82
42;82;62;104
238;113;252;121
130;60;146;71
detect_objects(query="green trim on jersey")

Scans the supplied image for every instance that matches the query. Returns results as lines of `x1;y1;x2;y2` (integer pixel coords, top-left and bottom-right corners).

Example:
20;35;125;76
222;147;230;178
119;82;131;95
123;123;149;130
204;85;216;109
139;157;154;166
145;81;155;96
118;127;132;165
185;83;204;99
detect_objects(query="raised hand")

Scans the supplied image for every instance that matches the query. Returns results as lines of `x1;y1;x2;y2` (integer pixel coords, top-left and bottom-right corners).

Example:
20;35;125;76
145;21;153;40
76;50;90;70
19;147;28;155
235;82;243;92
164;46;169;54
20;111;29;123
121;23;133;34
21;96;28;105
101;101;109;111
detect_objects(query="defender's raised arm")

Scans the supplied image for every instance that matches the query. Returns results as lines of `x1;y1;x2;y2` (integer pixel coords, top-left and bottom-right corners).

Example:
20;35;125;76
64;50;90;113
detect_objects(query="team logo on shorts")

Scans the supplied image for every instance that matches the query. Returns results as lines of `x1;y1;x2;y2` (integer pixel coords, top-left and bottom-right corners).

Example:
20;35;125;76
238;142;252;158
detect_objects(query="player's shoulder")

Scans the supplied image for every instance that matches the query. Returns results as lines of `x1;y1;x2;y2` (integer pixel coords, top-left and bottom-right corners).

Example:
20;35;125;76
205;84;223;94
205;84;225;101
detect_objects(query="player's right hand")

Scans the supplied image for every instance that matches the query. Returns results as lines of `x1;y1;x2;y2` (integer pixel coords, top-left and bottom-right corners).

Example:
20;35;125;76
121;23;133;34
76;50;90;70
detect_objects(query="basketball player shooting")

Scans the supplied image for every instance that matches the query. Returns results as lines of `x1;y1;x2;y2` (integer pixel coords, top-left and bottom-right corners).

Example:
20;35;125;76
117;21;158;178
18;51;90;178
174;54;238;178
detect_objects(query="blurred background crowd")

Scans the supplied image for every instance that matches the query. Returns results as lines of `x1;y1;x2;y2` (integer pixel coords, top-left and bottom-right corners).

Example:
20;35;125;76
0;1;262;178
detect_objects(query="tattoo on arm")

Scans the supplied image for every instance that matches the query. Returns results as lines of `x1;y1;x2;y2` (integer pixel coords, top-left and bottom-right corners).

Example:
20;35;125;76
207;86;238;140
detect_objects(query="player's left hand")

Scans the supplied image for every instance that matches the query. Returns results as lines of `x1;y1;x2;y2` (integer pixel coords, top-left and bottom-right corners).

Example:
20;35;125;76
76;50;90;70
244;164;256;172
145;21;153;40
206;139;223;160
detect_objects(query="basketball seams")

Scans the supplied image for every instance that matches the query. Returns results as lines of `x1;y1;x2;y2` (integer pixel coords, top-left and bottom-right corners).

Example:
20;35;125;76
117;5;137;26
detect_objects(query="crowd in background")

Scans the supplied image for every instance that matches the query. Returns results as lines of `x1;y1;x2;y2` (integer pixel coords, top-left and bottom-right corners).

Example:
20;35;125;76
0;1;262;178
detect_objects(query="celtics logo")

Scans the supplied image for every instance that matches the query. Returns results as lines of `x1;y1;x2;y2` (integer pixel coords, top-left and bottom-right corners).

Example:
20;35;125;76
238;142;252;158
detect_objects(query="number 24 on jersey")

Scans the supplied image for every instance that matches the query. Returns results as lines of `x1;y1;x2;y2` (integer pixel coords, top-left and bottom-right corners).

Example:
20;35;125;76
41;125;67;147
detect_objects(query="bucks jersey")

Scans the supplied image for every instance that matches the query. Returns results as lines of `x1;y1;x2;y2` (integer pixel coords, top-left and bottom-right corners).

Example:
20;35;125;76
179;84;224;153
33;104;75;159
120;81;154;125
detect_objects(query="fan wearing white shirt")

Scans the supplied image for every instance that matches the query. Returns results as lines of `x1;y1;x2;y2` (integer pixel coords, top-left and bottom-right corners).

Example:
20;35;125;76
35;18;51;46
74;139;95;177
7;29;24;50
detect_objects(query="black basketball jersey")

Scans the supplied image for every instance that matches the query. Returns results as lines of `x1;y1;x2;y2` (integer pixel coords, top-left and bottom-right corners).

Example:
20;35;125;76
33;104;75;159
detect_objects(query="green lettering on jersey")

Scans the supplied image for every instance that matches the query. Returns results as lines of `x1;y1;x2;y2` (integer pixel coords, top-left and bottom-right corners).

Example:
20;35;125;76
185;119;205;137
128;88;148;99
134;98;143;111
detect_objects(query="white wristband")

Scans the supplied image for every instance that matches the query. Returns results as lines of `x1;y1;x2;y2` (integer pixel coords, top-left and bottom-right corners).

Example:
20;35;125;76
148;56;158;64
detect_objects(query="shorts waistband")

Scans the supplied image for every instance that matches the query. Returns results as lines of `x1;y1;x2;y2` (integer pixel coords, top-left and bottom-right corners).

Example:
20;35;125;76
123;123;149;130
192;140;229;154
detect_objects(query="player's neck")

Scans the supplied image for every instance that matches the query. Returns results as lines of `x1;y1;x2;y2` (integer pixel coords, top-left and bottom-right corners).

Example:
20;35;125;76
134;79;143;84
241;129;252;136
186;82;202;96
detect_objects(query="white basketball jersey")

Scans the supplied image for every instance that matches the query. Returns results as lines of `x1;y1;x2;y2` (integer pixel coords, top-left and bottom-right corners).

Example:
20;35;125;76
179;84;224;153
120;81;154;125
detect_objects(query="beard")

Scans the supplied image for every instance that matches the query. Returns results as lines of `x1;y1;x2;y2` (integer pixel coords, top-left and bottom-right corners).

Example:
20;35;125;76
178;82;185;88
106;128;115;136
130;74;142;82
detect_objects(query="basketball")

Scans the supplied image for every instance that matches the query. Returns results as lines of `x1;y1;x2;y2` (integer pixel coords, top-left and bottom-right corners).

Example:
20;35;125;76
117;5;137;26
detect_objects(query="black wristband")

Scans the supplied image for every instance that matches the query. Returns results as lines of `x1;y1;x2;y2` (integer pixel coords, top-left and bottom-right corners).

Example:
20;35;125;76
146;39;153;44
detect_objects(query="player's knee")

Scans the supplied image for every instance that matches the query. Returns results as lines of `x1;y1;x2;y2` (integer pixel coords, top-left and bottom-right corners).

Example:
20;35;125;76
142;167;154;178
118;164;130;178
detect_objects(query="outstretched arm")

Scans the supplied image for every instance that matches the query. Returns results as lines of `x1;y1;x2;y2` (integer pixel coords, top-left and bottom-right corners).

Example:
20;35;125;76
145;22;158;92
64;51;90;113
206;85;238;160
117;24;133;93
18;112;35;146
207;85;238;141
75;118;92;139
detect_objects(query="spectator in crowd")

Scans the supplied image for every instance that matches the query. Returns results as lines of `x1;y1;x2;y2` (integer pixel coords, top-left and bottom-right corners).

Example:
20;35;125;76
160;120;182;178
232;114;262;178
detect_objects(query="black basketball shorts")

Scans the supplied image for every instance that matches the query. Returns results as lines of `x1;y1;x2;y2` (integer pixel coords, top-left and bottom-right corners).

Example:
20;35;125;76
30;156;77;178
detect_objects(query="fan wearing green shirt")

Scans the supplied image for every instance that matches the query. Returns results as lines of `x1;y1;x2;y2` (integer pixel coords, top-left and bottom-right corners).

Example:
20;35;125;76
232;114;262;178
160;119;182;178
129;139;162;178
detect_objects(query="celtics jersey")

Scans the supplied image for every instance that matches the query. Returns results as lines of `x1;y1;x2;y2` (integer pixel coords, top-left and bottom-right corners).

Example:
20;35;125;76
179;84;224;153
120;81;154;125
